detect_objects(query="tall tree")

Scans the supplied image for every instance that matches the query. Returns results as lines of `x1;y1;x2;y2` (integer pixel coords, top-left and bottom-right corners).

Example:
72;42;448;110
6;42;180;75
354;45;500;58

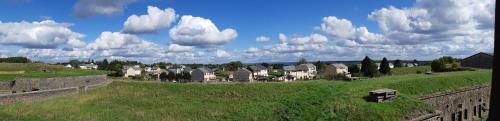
299;58;307;64
98;59;109;70
431;59;446;72
69;60;80;69
348;64;360;73
108;60;124;77
394;59;402;68
261;63;270;68
412;59;418;64
361;56;379;77
226;61;243;71
379;57;391;75
167;71;176;82
159;72;168;82
314;61;326;73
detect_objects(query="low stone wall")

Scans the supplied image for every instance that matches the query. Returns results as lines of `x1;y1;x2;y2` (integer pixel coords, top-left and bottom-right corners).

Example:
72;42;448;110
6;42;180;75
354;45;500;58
410;85;490;121
0;81;11;90
0;87;78;104
407;110;442;121
11;75;107;92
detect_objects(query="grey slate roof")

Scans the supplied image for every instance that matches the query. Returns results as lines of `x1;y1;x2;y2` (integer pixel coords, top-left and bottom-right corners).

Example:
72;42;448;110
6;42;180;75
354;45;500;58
248;65;267;71
303;64;315;68
295;65;309;71
196;67;213;73
283;65;296;71
331;63;347;69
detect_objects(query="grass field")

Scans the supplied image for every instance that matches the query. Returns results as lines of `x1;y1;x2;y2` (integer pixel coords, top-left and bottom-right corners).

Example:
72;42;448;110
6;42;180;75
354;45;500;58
0;63;106;81
0;69;491;121
391;66;431;76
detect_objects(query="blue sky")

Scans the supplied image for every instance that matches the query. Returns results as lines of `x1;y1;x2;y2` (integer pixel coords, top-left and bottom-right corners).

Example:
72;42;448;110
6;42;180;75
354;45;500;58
0;0;495;64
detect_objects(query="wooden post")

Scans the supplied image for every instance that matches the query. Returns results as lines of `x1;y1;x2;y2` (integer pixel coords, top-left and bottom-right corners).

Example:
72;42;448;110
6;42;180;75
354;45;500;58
487;4;499;121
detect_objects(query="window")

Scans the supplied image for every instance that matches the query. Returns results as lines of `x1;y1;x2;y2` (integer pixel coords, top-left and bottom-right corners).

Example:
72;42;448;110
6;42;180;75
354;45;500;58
451;113;456;121
474;106;477;116
464;109;468;119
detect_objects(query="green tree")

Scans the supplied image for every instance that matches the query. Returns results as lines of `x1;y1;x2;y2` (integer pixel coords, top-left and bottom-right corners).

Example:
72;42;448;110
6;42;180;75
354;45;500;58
159;72;168;82
226;61;243;71
69;60;80;69
394;59;402;68
299;58;307;64
180;71;191;82
314;61;326;74
412;59;418;65
431;59;446;72
439;56;454;63
379;57;391;75
451;62;460;69
167;71;176;82
108;60;124;77
98;59;109;70
0;57;31;63
361;56;379;77
261;63;270;68
348;64;360;73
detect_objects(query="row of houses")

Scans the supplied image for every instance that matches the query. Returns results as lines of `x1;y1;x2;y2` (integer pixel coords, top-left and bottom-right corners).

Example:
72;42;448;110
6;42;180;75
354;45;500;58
65;63;99;70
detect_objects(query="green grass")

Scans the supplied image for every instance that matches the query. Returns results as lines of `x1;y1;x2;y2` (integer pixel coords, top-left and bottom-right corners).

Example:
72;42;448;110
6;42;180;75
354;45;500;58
0;63;106;81
0;70;492;121
391;66;431;76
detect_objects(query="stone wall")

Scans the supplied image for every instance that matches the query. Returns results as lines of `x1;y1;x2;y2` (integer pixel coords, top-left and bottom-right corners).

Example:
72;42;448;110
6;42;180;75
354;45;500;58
0;81;11;90
0;87;78;104
11;75;107;92
414;86;490;121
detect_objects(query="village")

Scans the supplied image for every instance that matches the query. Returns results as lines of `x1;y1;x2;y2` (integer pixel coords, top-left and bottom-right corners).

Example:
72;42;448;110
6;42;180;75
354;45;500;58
59;52;492;84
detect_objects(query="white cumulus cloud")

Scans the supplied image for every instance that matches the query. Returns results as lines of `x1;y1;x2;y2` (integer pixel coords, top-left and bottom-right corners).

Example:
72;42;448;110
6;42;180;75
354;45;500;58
0;20;86;48
320;16;386;45
255;36;270;42
122;6;177;34
169;15;238;47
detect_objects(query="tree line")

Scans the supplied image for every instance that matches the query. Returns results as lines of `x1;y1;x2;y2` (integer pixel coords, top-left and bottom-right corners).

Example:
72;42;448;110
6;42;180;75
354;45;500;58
0;57;31;63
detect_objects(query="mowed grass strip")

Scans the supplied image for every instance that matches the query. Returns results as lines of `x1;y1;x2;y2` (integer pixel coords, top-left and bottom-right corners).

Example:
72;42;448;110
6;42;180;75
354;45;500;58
0;70;491;121
0;63;106;81
390;66;431;76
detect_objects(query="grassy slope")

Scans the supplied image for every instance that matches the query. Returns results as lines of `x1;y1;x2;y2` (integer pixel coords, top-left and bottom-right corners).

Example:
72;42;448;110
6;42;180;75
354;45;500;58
0;70;491;121
391;66;431;76
0;63;105;81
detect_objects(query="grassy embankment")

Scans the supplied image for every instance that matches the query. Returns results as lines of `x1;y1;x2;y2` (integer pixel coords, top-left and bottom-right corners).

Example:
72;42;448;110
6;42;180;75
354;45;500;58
390;66;431;76
0;69;491;121
0;63;106;81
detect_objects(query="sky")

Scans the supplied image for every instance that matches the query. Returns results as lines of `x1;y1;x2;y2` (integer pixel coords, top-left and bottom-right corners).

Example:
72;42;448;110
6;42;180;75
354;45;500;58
0;0;495;64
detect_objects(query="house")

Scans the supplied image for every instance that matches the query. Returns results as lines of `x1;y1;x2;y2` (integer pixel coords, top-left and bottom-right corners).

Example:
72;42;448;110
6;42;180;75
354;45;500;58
283;65;313;81
191;68;216;82
79;63;98;70
375;63;381;69
325;63;349;78
402;63;416;67
123;65;142;77
375;63;394;69
247;65;268;80
65;64;72;68
461;52;493;68
233;68;254;82
300;64;317;78
388;63;394;68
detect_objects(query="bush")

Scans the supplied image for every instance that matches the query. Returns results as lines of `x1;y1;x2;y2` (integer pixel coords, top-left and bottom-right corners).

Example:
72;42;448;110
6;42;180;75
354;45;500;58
431;59;446;72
